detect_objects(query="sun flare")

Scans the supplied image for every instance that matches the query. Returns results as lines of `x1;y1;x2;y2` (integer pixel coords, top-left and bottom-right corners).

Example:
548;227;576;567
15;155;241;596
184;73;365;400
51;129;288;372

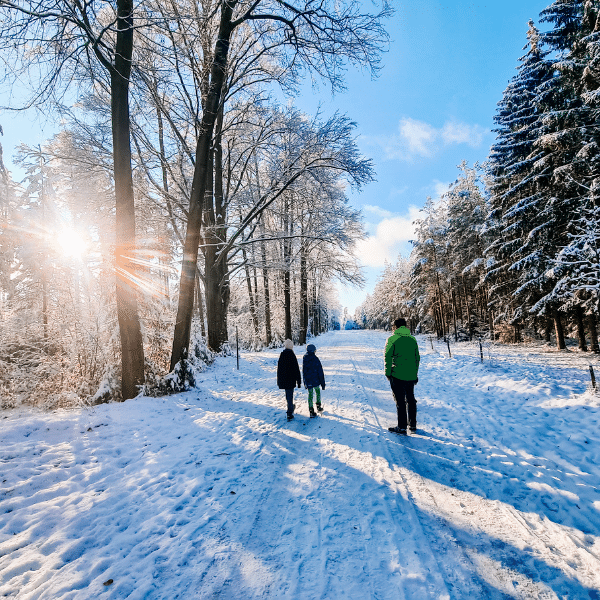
57;228;87;260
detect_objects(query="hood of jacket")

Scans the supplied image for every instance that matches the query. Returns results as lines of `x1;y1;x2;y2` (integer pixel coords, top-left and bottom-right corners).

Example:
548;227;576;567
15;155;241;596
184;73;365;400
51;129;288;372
394;326;412;337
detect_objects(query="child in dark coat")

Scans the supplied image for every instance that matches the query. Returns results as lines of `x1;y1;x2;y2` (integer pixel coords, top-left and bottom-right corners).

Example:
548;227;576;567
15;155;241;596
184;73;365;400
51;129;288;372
302;344;325;417
277;339;302;421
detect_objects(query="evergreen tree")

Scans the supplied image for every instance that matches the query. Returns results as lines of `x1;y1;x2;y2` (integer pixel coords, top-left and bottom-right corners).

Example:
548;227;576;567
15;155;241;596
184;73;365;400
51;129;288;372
485;20;555;339
533;0;600;347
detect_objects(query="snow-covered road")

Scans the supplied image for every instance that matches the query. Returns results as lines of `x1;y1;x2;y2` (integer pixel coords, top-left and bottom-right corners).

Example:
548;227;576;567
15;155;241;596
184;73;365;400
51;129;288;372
1;330;600;599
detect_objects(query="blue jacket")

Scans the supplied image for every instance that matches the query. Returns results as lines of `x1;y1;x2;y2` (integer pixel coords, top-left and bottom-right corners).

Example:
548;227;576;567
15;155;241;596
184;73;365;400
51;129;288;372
302;348;325;389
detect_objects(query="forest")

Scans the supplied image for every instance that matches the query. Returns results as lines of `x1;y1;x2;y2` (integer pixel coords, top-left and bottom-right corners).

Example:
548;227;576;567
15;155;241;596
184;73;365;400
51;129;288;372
358;5;600;353
0;0;388;407
3;1;600;408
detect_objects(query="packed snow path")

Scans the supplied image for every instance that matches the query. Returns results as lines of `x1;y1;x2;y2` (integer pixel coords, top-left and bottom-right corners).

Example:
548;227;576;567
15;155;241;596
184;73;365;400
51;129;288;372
2;330;600;599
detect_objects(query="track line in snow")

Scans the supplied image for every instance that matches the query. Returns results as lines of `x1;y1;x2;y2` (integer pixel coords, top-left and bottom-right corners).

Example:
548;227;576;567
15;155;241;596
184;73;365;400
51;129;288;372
345;347;494;599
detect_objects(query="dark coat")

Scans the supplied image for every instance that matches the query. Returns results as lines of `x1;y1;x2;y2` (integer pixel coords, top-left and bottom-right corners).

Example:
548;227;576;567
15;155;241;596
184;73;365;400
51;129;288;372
277;349;301;389
302;351;325;389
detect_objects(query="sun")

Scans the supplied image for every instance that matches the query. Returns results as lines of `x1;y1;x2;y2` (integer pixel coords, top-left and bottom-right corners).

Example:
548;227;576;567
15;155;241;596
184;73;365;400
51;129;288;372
57;227;87;260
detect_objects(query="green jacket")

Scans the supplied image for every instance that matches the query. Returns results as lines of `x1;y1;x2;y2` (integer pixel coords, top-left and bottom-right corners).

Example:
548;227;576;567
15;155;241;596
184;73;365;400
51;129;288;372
384;327;420;381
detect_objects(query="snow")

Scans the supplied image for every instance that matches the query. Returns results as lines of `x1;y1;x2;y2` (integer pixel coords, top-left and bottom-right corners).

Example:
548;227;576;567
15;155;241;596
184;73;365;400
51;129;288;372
2;330;600;599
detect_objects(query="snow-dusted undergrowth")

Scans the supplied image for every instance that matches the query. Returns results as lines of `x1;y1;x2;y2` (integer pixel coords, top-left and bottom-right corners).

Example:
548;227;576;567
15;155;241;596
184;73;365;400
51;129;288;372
1;330;599;599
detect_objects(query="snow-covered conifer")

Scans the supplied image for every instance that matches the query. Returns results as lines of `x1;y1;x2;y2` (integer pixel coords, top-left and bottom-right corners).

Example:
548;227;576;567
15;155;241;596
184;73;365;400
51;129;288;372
485;19;555;339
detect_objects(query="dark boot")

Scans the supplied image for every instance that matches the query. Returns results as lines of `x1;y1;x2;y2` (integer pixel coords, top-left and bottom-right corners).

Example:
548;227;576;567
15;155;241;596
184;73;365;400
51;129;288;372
388;426;406;435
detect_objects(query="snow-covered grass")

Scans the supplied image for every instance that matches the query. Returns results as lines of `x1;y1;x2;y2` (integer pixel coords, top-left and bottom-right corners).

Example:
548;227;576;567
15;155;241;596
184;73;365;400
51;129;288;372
1;330;600;599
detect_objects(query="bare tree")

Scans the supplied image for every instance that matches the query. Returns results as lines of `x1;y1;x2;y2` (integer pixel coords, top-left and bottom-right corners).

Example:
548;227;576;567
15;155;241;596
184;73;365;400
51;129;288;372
0;1;145;399
168;0;390;364
208;108;372;349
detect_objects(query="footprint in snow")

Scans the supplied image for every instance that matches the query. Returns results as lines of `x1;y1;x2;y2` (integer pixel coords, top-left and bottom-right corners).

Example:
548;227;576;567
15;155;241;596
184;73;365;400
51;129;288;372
541;496;559;512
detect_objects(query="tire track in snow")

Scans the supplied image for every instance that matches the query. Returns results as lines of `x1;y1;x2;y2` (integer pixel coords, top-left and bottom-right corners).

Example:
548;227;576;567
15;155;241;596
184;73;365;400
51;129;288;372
342;344;491;599
321;335;452;599
293;373;379;600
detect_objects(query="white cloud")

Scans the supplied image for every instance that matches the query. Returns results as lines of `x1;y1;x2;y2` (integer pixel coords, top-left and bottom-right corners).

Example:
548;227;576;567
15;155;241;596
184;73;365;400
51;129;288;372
363;204;395;219
355;205;421;268
398;118;437;157
432;180;451;199
441;121;486;147
371;117;488;162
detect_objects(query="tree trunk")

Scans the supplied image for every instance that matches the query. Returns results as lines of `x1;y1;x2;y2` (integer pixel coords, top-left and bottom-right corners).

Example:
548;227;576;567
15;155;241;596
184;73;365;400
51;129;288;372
451;287;458;341
195;270;206;339
112;0;144;399
575;305;588;351
434;303;443;338
513;323;521;343
544;318;552;342
260;223;272;346
589;313;600;353
170;1;235;369
299;242;309;345
445;304;453;338
283;269;292;340
483;285;490;320
156;95;169;195
464;281;473;338
204;247;229;350
553;309;566;350
243;247;260;340
311;279;318;336
253;166;272;346
283;199;292;340
41;270;48;344
204;117;230;352
253;262;259;333
40;157;49;346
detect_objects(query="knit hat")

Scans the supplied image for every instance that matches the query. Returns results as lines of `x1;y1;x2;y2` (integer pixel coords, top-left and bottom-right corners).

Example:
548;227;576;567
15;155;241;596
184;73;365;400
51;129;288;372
284;339;293;350
306;344;316;353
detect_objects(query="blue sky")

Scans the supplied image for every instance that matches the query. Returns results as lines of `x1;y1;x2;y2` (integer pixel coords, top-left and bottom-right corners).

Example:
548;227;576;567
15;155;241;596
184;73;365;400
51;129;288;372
1;0;552;315
291;0;553;314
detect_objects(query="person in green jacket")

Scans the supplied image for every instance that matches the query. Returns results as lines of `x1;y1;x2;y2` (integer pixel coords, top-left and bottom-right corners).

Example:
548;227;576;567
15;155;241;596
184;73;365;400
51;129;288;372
384;317;420;434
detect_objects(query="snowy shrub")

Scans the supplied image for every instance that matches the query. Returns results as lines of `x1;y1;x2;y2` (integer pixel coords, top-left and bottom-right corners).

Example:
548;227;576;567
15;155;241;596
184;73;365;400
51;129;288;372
142;297;174;376
149;353;197;395
40;391;86;410
0;358;16;409
144;328;216;397
90;362;122;405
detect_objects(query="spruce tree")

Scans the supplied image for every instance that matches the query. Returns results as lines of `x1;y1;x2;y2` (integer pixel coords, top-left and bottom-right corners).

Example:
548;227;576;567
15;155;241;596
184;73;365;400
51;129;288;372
541;1;600;335
535;0;600;346
485;20;554;336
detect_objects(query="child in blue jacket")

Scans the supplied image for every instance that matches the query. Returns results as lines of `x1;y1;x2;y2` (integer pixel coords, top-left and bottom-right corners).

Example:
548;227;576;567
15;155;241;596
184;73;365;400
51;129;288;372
302;344;326;417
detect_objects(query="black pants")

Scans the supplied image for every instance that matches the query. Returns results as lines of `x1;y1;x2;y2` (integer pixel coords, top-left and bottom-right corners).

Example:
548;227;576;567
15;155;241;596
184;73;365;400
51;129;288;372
285;388;295;417
390;378;417;429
